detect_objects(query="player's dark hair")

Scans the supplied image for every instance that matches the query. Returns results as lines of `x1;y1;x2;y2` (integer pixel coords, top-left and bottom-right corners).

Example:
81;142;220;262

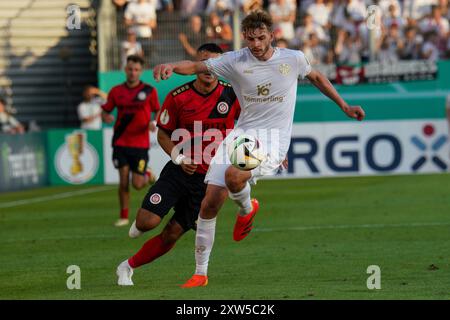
241;10;273;32
197;43;223;54
126;54;145;66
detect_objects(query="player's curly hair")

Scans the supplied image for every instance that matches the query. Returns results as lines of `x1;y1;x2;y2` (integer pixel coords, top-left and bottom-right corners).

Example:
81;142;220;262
241;10;273;32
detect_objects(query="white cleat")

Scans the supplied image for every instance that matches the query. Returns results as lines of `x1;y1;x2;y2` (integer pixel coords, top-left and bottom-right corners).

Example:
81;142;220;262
129;220;143;239
116;260;134;286
114;218;129;227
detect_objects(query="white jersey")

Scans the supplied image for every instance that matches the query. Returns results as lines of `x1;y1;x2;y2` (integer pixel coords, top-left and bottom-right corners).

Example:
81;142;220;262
77;97;104;130
204;47;311;159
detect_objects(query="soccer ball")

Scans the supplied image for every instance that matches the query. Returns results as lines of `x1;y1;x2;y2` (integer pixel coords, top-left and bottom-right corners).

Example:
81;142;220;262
227;134;266;171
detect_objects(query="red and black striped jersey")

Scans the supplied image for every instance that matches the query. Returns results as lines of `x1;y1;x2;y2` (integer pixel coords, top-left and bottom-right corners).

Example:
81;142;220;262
157;80;240;174
102;81;160;149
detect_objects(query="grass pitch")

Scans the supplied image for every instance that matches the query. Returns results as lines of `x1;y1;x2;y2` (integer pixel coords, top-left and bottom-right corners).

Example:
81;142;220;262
0;174;449;299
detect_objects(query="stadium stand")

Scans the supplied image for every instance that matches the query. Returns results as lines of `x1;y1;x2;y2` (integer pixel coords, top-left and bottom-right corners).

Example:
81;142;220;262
0;0;98;129
103;0;450;70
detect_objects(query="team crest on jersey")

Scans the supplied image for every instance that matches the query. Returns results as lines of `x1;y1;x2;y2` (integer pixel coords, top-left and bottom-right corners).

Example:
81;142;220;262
159;109;170;125
279;63;291;75
149;193;162;205
217;102;229;114
138;91;147;100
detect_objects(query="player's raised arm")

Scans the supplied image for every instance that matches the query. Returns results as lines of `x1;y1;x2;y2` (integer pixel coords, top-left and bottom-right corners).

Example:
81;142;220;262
306;69;365;121
153;60;208;82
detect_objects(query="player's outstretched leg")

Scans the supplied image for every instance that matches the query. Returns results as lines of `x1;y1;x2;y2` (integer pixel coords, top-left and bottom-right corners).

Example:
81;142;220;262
180;185;228;288
117;219;184;286
225;166;259;242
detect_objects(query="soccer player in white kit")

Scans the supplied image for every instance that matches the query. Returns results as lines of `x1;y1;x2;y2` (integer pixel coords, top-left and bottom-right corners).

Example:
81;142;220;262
153;10;365;288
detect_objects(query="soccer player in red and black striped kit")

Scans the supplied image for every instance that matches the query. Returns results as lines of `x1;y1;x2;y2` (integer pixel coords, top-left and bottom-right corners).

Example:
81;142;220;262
116;43;240;286
102;55;160;227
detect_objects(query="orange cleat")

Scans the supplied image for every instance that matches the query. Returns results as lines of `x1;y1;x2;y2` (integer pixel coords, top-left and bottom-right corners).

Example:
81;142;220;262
233;198;259;242
180;274;208;288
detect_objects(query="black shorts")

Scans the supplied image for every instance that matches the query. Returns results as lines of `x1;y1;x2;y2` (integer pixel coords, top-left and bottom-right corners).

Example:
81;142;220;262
112;146;149;175
141;161;206;231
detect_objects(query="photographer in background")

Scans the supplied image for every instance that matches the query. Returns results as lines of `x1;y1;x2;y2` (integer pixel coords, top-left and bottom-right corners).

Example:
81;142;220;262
0;96;25;134
77;85;107;130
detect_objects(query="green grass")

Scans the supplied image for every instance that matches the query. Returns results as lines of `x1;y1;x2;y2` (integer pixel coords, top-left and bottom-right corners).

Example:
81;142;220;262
1;174;450;299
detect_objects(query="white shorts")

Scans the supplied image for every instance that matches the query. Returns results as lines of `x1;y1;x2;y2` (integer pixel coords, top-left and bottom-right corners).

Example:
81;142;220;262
204;130;284;187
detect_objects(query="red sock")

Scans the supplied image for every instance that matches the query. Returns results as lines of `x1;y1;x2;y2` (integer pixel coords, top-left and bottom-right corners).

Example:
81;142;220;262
128;234;175;268
120;208;129;219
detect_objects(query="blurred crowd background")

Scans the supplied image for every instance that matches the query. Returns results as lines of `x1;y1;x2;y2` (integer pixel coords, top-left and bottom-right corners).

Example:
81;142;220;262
111;0;450;69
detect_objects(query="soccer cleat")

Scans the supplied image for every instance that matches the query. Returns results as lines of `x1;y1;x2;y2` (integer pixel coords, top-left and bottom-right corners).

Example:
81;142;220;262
180;275;208;288
233;198;259;242
114;218;129;227
116;260;134;286
128;220;143;238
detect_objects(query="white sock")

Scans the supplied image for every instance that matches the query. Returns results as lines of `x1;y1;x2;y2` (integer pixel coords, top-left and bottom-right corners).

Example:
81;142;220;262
228;182;252;216
194;217;216;276
128;220;143;238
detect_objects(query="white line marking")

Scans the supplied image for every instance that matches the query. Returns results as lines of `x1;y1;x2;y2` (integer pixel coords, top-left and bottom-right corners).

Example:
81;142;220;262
0;186;115;209
3;222;449;244
253;222;450;233
390;83;408;94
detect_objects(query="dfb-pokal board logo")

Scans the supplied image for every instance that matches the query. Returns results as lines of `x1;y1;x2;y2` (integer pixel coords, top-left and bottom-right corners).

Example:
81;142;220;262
410;124;448;172
55;131;99;184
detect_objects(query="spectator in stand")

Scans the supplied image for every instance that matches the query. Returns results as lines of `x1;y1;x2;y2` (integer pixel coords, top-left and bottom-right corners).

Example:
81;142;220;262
124;0;157;39
292;13;329;48
269;0;297;41
377;0;402;18
206;0;234;23
377;24;402;63
112;0;129;8
439;0;450;19
275;38;289;48
302;32;328;65
206;11;233;45
329;0;347;29
398;26;423;59
421;30;441;61
114;0;172;11
180;0;207;17
121;28;144;69
156;0;174;11
178;15;207;59
0;97;25;134
419;5;449;39
403;0;439;24
345;0;367;23
240;0;264;15
78;86;107;130
307;0;332;28
384;4;405;29
335;29;363;64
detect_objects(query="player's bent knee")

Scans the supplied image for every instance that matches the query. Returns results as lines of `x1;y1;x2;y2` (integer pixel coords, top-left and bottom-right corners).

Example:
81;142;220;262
136;209;161;231
225;167;250;193
131;177;146;190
